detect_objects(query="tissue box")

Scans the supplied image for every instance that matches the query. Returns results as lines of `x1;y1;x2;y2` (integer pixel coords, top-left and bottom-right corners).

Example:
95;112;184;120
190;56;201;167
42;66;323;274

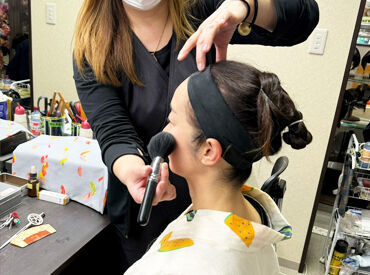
12;135;108;214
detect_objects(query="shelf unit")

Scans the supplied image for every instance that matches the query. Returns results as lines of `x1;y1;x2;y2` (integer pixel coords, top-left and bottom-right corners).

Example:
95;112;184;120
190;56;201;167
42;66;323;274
321;134;370;275
341;120;369;130
325;209;370;275
358;8;370;45
348;77;370;84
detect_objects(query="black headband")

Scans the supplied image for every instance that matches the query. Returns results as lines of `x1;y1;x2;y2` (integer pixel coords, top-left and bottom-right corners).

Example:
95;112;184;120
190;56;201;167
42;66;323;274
188;67;262;169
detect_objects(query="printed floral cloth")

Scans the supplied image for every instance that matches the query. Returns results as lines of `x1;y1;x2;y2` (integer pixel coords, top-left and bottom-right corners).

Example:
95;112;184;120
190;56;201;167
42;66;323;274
125;185;292;275
12;135;108;213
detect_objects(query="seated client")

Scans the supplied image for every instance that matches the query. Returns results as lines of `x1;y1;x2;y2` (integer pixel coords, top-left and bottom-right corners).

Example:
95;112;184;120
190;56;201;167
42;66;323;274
125;60;312;274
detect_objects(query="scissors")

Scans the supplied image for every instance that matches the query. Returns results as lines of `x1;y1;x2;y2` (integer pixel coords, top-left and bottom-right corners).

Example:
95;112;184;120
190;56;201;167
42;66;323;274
37;96;49;116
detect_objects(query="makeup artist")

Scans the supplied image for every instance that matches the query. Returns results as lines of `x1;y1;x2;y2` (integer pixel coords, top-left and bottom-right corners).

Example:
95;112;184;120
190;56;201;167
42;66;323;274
73;0;319;271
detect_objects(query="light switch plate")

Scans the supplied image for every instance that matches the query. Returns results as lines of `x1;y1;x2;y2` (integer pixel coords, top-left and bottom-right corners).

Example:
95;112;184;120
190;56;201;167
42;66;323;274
308;28;328;55
46;3;56;25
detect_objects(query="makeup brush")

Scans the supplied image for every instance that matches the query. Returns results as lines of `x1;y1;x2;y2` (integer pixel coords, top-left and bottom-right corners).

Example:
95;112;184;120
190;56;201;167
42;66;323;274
137;132;176;226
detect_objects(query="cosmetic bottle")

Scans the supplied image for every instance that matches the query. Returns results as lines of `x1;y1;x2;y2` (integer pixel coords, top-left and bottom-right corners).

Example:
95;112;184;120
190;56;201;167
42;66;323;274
80;119;93;139
329;239;348;275
30;106;41;136
27;166;40;197
14;103;28;129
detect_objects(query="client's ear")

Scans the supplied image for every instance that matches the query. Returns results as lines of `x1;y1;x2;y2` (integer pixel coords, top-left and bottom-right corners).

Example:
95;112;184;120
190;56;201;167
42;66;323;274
200;138;222;166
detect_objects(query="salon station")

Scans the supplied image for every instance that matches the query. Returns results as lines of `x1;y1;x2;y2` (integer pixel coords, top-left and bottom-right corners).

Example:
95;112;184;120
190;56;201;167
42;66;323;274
0;0;370;274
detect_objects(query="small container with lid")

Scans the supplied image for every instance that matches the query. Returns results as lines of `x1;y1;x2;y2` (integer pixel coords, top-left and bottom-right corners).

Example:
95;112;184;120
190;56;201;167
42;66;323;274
348;247;356;257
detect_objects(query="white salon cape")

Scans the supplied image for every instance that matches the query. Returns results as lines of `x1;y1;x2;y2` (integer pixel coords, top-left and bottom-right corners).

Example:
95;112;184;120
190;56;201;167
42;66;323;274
125;185;292;275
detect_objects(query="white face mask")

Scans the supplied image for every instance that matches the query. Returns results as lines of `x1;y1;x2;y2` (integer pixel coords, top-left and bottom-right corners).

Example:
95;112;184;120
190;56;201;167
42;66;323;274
123;0;162;11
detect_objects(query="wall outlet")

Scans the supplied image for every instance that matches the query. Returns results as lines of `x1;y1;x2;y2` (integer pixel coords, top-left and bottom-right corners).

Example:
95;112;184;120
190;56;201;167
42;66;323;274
46;3;56;25
308;28;328;55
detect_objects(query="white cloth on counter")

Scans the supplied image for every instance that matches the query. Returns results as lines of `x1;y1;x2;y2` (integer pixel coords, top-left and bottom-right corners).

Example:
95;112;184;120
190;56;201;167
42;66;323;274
12;135;108;213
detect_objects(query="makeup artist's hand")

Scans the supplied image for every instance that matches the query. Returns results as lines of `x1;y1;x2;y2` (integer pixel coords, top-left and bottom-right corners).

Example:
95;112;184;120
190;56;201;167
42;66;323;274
153;163;176;205
113;155;176;205
177;0;248;71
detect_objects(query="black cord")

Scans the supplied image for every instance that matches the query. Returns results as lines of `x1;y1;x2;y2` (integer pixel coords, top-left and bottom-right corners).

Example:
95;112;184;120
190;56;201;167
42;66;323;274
237;0;259;36
239;0;251;23
251;0;258;27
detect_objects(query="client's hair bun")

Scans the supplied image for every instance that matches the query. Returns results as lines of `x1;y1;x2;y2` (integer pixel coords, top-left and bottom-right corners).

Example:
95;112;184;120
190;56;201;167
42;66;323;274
283;118;312;149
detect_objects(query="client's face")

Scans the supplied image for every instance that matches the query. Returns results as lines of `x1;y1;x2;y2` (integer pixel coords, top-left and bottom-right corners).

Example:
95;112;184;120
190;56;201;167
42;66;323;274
163;79;201;178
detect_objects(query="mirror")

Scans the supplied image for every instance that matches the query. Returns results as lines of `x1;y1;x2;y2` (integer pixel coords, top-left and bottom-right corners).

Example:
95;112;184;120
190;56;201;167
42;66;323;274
0;0;31;112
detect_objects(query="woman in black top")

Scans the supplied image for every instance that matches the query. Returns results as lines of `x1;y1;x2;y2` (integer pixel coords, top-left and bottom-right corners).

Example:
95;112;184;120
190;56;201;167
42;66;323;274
73;0;319;271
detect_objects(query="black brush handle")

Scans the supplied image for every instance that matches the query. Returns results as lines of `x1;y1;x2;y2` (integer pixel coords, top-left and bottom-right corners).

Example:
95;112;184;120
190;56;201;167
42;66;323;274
137;178;158;226
137;157;162;226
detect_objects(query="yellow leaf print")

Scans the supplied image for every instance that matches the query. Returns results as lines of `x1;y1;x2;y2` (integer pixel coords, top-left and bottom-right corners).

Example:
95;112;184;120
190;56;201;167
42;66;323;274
241;185;253;193
60;158;68;167
89;181;96;196
225;214;255;247
158;232;194;252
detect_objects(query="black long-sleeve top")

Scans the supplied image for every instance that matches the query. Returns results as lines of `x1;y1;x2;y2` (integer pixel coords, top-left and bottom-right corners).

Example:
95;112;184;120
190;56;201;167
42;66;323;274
73;0;319;236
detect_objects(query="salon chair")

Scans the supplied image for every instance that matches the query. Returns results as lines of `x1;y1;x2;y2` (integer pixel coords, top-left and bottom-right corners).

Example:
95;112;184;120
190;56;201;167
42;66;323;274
261;156;289;210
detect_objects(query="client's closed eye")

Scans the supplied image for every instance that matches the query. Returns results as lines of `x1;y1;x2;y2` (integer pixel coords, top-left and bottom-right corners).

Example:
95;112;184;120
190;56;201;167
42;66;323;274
167;112;175;125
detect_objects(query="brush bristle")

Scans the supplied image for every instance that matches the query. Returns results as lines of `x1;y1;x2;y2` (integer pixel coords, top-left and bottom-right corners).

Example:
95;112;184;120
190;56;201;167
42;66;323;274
148;132;176;159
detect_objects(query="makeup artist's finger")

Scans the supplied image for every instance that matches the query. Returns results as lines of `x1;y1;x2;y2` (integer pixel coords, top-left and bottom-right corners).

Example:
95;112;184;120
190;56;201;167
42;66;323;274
153;181;166;205
165;183;177;200
164;164;177;201
160;162;169;182
161;184;177;202
132;188;146;204
159;163;176;200
215;45;228;62
154;181;176;205
126;165;152;204
127;165;151;183
132;166;152;190
195;42;207;71
195;18;227;70
155;163;176;203
129;185;146;204
137;165;152;182
178;30;200;61
199;19;223;52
